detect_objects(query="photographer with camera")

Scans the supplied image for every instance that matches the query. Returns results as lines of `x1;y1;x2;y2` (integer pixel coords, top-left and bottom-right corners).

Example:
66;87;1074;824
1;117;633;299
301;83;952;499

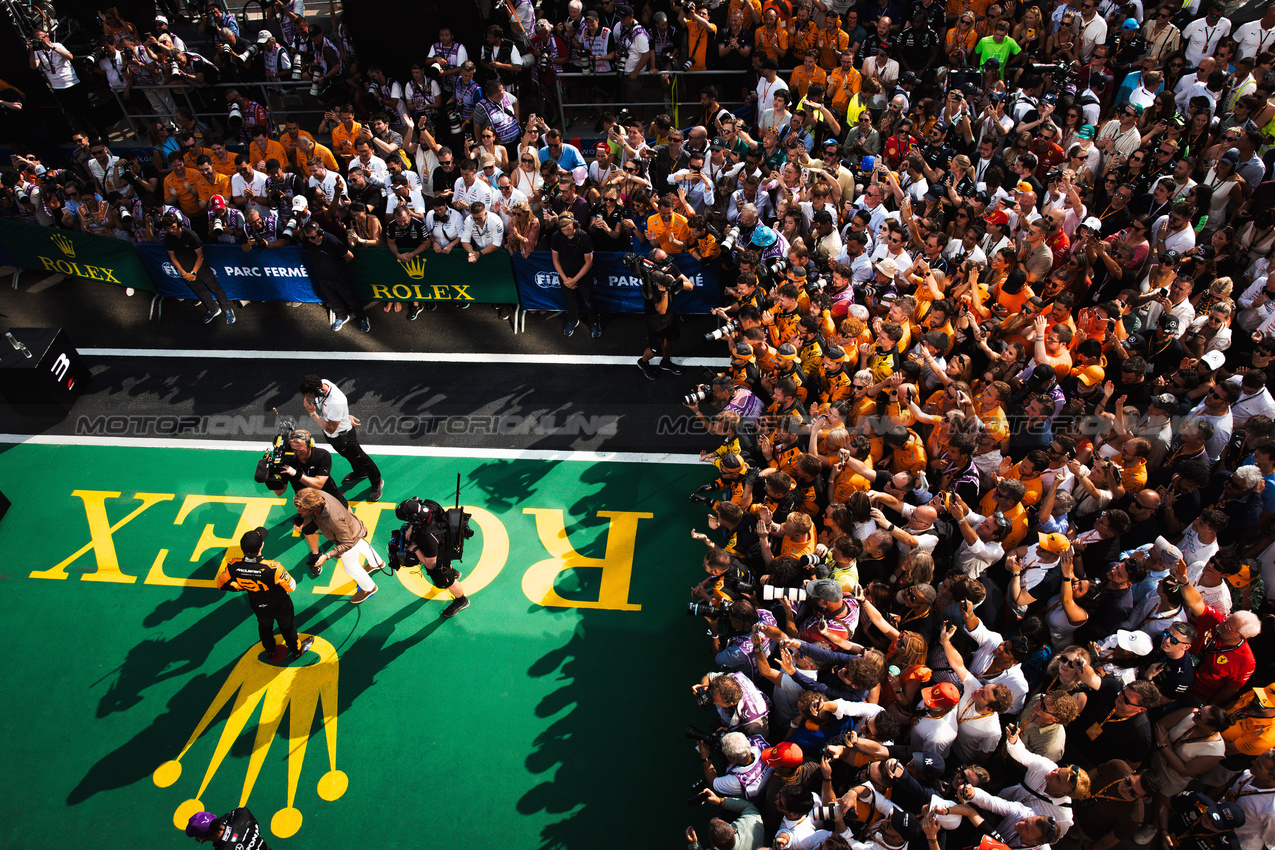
27;29;102;139
205;195;244;244
390;497;471;618
240;208;287;252
216;526;315;661
634;246;696;379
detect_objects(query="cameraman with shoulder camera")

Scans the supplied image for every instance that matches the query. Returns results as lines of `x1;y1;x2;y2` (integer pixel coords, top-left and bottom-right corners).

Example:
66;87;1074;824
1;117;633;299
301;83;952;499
635;247;696;380
392;498;471;618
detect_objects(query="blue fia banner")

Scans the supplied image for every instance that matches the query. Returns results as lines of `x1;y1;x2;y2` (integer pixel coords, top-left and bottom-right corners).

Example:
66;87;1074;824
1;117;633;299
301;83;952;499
134;243;322;302
510;251;720;314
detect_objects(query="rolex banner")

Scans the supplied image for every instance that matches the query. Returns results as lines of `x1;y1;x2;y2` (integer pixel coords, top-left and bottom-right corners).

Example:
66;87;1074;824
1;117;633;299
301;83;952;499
348;246;520;304
0;220;156;292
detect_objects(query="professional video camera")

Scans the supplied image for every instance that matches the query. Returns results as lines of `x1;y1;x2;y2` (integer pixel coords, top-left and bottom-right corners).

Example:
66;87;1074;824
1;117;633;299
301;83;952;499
386;474;475;572
253;410;297;489
622;251;680;300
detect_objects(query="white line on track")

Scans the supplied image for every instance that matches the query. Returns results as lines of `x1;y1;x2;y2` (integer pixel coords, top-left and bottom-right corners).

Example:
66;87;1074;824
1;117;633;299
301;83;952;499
81;348;731;367
0;433;704;465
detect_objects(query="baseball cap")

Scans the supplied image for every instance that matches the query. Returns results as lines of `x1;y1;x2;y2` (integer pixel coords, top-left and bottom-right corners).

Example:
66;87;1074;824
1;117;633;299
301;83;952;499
1154;535;1184;565
804;578;843;602
1116;629;1153;656
1151;393;1179;410
1077;124;1096;140
1037;532;1070;554
733;342;755;361
1016;180;1034;193
1201;350;1227;370
922;681;961;709
257;28;272;43
823;345;848;363
479;152;496;168
1208;801;1247;831
186;812;217;838
390;172;409;186
1026;363;1056;390
209;194;226;211
911;752;945;780
761;741;804;767
1081;216;1103;232
616;3;634;15
1159;315;1180;334
1222;148;1241;165
155;14;168;23
984;209;1010;227
710;136;727;150
240;526;267;554
1254;684;1275;708
292;195;309;211
1122;16;1139;29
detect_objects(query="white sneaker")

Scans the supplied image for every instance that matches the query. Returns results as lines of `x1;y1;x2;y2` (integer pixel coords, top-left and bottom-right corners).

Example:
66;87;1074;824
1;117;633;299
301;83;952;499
1133;825;1158;845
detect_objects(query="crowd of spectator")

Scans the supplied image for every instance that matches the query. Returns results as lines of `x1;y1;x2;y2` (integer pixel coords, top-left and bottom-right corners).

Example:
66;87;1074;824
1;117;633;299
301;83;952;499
4;0;1275;843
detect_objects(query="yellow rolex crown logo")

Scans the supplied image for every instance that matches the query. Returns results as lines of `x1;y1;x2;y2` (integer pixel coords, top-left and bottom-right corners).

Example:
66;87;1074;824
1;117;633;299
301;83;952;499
50;232;76;258
399;256;427;279
152;634;346;839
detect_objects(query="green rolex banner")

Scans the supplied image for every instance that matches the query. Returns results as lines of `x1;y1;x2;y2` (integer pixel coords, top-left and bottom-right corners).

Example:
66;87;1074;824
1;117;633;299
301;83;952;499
348;246;519;303
0;220;156;292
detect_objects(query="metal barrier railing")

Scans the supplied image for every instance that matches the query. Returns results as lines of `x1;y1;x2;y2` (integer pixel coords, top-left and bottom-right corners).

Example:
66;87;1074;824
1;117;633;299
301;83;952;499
551;68;753;133
107;78;326;143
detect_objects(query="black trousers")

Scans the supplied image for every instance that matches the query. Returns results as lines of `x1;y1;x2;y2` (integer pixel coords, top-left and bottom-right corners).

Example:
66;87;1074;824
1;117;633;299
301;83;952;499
562;274;597;325
326;427;381;486
253;599;299;653
314;272;365;321
189;266;230;312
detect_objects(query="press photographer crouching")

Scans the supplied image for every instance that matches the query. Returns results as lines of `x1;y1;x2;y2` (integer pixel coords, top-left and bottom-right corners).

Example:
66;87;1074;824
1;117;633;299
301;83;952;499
257;428;348;572
206;195;245;244
240;208;289;252
388;496;473;618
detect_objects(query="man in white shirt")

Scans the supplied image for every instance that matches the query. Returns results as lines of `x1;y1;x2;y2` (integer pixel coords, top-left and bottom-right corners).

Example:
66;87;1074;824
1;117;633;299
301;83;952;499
1000;731;1084;838
1151;202;1197;255
1077;0;1108;60
231;156;271;217
1096;103;1143;163
1233;4;1275;60
490;173;528;231
426;196;465;252
1227;369;1275;426
1227;755;1275;850
755;56;789;128
350;138;389;186
1180;2;1231;65
452;160;494;214
27;28;101;137
461;201;505;261
298;374;384;498
307;158;348;203
910;681;960;758
939;624;1011;764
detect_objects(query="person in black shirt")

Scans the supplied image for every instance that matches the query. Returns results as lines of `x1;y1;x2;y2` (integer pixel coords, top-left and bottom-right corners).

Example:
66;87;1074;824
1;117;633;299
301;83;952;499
215;527;313;660
1147;620;1197;704
300;220;369;333
346;167;386;218
264;429;348;568
431;149;459;198
646;129;690;198
550;213;600;338
587;191;629;251
185;806;274;849
1065;677;1158;769
898;7;941;73
162;213;234;325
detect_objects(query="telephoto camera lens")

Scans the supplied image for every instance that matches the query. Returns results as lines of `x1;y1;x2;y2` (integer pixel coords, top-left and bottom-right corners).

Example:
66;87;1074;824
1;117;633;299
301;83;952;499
211;218;225;236
683;385;710;405
227;101;244;129
705;321;739;341
118;205;134;231
718;225;740;253
797;553;822;568
813;805;838;823
763;585;807;603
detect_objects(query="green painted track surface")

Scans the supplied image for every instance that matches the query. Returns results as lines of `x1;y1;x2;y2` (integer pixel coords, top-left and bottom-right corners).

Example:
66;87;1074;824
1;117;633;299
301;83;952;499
0;443;709;849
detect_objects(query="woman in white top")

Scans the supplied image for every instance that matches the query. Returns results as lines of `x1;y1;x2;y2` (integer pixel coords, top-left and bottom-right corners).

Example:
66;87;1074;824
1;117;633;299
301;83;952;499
474;126;510;173
1202;156;1245;232
1150;705;1231;798
509;150;544;212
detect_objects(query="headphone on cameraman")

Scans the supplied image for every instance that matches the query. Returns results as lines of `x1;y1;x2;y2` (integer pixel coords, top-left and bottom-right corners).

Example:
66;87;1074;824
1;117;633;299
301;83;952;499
290;429;316;449
395;497;430;524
